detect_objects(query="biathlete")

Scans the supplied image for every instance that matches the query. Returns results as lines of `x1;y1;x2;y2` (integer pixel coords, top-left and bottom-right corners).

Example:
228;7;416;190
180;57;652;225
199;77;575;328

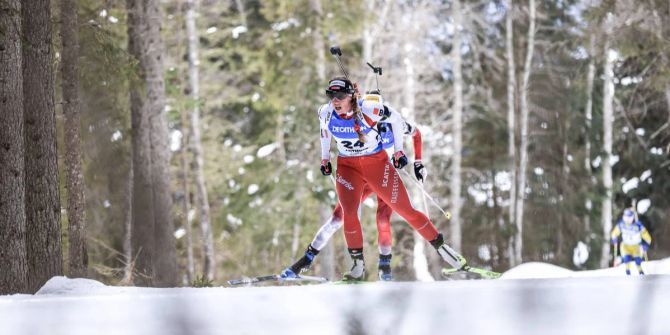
281;90;427;281
611;208;652;275
292;77;467;281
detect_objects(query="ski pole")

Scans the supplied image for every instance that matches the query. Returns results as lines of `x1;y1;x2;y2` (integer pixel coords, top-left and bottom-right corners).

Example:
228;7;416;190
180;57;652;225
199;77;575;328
366;62;382;93
328;174;337;188
399;169;452;221
329;45;350;81
420;181;431;220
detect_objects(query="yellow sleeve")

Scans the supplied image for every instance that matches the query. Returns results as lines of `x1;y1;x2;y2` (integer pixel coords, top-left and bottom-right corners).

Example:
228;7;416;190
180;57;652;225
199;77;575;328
611;225;621;241
641;227;652;244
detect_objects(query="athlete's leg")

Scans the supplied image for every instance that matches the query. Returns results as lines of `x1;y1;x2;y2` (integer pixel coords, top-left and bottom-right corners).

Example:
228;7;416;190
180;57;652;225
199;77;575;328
310;183;373;252
360;151;466;269
622;254;633;275
282;203;344;278
376;197;394;281
310;204;344;251
361;151;437;241
634;256;644;275
376;197;393;255
335;159;366;249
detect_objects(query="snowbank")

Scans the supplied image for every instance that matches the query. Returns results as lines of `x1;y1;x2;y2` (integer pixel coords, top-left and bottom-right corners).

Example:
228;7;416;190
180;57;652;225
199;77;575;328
0;260;669;335
36;276;107;295
501;257;670;279
501;262;574;279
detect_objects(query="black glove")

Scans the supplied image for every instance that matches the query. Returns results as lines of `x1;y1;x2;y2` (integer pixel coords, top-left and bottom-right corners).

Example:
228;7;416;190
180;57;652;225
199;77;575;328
392;151;408;169
414;161;426;183
320;159;332;176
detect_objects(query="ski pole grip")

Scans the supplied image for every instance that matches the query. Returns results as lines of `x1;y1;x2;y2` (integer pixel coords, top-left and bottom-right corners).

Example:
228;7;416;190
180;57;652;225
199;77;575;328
330;45;342;56
366;62;382;75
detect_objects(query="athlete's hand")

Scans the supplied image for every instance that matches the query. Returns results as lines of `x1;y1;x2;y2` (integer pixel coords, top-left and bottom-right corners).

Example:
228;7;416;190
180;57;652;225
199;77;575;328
392;151;408;169
320;159;332;176
414;161;426;182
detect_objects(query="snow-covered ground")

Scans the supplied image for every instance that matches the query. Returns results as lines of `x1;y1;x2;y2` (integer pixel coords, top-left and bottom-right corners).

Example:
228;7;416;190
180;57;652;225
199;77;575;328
2;259;670;335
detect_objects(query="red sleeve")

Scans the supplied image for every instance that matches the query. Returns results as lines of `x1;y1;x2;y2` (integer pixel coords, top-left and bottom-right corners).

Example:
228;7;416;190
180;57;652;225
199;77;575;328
412;126;422;160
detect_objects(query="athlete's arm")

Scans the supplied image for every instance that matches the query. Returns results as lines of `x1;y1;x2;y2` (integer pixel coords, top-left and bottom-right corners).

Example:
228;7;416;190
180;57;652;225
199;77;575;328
611;224;621;244
641;226;652;245
404;122;423;161
382;105;405;154
318;104;332;161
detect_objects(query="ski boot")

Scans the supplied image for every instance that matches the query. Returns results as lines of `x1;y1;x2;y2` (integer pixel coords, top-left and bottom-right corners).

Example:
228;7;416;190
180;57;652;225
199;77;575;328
430;233;468;271
281;244;319;278
342;248;367;281
378;254;393;281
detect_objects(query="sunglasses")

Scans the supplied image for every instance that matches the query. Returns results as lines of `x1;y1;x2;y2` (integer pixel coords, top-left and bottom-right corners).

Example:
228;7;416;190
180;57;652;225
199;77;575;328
326;90;351;100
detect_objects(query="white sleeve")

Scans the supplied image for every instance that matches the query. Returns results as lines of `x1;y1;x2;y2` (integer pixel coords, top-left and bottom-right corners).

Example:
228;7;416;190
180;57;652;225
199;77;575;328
318;104;332;160
384;105;405;153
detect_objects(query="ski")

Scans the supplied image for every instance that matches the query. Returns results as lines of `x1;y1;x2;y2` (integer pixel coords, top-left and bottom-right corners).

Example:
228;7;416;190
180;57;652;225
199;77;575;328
441;266;501;280
227;274;328;286
331;279;370;285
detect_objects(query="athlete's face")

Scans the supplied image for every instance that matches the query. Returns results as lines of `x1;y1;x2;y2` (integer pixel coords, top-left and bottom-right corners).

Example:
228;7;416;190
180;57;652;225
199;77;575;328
331;94;353;114
623;215;634;224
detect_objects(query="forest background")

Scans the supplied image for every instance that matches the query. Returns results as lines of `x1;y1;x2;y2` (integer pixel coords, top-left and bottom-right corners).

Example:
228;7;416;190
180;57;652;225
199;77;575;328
1;0;669;292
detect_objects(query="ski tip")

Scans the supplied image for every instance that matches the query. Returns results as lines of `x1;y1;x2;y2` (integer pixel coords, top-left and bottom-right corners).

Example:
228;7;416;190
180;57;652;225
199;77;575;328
226;274;330;286
286;275;329;283
226;279;249;286
441;267;502;280
226;274;280;286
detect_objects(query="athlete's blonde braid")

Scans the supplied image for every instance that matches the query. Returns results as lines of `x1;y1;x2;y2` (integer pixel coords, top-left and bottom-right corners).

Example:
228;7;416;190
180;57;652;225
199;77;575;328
351;93;366;143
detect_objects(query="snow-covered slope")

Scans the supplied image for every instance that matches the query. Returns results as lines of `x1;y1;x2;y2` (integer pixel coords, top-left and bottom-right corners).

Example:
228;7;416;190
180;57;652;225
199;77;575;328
502;257;670;279
2;259;669;335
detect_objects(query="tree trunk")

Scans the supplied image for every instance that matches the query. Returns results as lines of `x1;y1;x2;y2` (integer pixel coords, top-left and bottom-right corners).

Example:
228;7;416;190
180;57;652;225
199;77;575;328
291;223;301;260
148;5;177;288
0;0;29;294
362;0;375;65
360;0;390;87
449;0;464;251
317;204;336;279
60;0;87;278
127;0;177;287
584;34;596;240
514;0;535;265
275;111;286;162
309;0;325;81
186;0;215;281
179;102;194;283
491;168;505;269
310;0;336;280
22;0;63;293
234;0;247;27
505;0;518;266
584;36;595;174
413;188;436;281
558;120;569;263
600;40;615;268
399;12;435;279
122;157;134;284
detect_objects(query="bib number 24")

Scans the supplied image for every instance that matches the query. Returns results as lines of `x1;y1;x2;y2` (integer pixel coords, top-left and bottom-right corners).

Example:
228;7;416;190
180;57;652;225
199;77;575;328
342;140;365;149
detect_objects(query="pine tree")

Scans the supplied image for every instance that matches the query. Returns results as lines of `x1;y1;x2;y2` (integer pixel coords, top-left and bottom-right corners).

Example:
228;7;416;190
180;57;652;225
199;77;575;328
22;0;63;293
127;0;177;286
60;0;88;278
0;0;29;294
